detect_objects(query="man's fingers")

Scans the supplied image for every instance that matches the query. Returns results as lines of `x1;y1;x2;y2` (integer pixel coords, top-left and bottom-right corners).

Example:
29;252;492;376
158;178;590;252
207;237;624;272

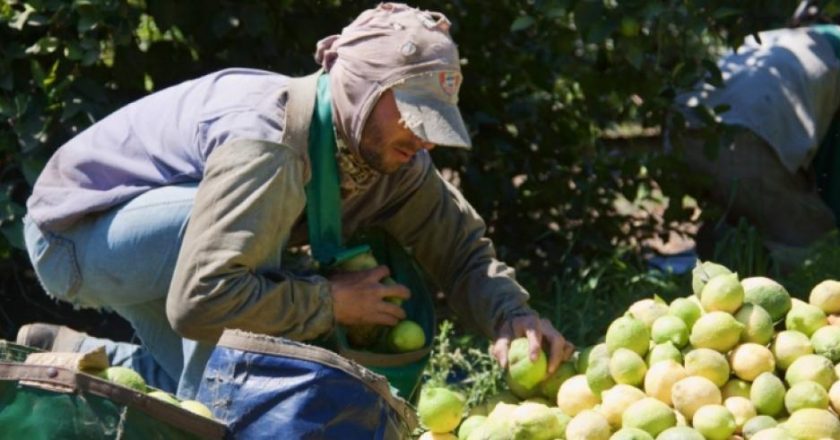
370;305;403;326
563;341;576;361
525;326;542;362
492;338;510;368
365;265;391;282
541;320;566;373
379;283;411;301
492;323;513;368
378;302;406;322
374;314;400;326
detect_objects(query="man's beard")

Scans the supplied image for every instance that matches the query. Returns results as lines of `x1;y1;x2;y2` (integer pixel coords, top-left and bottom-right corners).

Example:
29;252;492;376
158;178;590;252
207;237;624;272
359;144;391;174
358;125;401;174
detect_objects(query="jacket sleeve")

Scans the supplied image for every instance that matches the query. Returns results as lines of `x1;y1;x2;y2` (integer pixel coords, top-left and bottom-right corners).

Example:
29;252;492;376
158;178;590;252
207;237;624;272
166;138;333;343
375;155;535;339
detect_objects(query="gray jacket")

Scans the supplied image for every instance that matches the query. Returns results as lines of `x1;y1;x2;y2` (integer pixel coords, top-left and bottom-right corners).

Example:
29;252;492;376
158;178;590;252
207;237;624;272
166;72;534;343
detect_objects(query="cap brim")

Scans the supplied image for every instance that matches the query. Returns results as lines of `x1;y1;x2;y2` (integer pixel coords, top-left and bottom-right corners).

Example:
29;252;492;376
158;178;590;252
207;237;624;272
392;90;472;149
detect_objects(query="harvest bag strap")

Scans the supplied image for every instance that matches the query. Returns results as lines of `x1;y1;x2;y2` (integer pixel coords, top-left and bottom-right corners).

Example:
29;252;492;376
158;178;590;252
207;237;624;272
305;73;370;267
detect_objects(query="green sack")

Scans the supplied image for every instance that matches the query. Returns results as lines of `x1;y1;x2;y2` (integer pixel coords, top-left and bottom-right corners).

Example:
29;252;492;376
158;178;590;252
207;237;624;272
0;362;227;440
334;229;437;400
305;74;435;400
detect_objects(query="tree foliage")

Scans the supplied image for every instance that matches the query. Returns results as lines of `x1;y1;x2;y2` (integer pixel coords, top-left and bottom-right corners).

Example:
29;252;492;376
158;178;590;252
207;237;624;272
0;0;812;341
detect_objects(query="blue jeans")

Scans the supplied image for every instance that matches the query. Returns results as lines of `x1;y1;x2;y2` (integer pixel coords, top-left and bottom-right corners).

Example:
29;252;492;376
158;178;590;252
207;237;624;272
23;183;212;399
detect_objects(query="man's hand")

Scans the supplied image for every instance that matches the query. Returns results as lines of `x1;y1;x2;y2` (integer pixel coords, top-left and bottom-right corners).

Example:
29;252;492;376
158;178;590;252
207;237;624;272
329;265;411;327
491;313;575;374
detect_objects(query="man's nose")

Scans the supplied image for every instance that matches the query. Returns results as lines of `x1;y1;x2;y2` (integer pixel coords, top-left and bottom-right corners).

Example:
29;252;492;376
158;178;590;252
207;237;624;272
419;140;436;151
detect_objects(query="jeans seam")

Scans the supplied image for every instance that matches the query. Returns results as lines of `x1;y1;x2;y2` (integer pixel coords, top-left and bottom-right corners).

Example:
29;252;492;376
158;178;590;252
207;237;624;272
116;199;196;214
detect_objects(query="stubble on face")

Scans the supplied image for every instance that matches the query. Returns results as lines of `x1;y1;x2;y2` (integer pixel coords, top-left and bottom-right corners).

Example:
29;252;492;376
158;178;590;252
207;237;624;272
357;90;434;174
358;122;392;174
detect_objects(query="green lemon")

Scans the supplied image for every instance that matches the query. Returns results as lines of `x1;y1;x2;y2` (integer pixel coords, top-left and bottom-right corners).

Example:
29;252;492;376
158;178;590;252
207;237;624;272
104;366;147;393
734;303;774;345
772;330;813;370
621;397;677;437
692;261;733;296
147;390;180;405
742;276;792;322
418;386;466;433
700;273;744;314
651;315;689;347
669;297;703;330
689;311;744;353
609;348;647;386
684;348;730;387
387;320;426;352
750;372;786;417
606;316;650;356
180;400;213;418
506;337;548;391
692;404;736;440
784;381;829;413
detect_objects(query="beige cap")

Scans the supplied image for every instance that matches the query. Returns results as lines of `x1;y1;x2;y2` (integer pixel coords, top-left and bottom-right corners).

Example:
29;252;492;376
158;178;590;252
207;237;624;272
316;3;472;151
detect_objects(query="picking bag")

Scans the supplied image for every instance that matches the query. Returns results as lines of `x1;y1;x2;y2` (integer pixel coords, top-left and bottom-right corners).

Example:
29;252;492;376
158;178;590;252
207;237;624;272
333;228;436;399
195;329;417;439
305;73;435;399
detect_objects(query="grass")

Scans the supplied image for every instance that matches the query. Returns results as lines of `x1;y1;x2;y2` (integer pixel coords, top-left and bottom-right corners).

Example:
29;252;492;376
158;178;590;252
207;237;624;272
423;320;505;411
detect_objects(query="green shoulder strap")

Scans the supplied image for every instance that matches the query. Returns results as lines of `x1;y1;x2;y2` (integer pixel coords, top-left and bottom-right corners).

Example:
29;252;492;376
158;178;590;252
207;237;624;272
305;74;370;267
810;25;840;227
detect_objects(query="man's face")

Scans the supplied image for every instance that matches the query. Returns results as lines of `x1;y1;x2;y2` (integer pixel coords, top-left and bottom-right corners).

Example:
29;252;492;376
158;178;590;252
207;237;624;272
358;89;435;174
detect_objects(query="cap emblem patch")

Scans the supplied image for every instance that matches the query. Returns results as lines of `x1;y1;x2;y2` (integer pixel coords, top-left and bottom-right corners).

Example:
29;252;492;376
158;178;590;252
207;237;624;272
438;71;461;96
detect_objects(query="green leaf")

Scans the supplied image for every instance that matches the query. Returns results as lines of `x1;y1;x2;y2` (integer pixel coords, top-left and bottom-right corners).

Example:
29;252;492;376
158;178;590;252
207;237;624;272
64;42;85;60
60;96;83;122
0;98;9;118
510;15;535;32
25;36;60;55
77;9;101;33
13;94;30;118
1;221;23;250
585;17;618;44
0;72;12;91
30;64;46;93
144;73;154;92
9;4;35;30
713;7;742;19
702;59;723;88
21;157;44;186
624;42;644;70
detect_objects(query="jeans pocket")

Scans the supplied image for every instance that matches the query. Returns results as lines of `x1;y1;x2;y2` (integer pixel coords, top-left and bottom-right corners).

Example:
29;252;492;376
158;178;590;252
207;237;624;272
24;219;83;305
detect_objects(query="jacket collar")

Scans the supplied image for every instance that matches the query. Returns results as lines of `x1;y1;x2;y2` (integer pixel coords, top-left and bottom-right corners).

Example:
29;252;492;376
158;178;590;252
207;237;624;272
282;70;322;182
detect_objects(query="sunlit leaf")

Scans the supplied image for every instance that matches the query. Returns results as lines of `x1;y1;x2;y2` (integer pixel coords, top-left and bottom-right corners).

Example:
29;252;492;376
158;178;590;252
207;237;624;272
510;15;535;32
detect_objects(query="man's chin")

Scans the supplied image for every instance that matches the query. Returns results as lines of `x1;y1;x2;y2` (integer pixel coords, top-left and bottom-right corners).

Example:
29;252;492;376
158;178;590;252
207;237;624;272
361;156;404;174
367;164;400;175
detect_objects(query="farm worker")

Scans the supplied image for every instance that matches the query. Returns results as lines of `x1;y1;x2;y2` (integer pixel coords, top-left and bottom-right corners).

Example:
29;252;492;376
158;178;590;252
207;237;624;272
18;3;573;398
673;7;840;264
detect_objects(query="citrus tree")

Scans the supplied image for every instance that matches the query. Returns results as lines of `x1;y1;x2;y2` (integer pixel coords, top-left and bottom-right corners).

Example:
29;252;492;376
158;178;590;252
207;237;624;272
0;0;808;341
